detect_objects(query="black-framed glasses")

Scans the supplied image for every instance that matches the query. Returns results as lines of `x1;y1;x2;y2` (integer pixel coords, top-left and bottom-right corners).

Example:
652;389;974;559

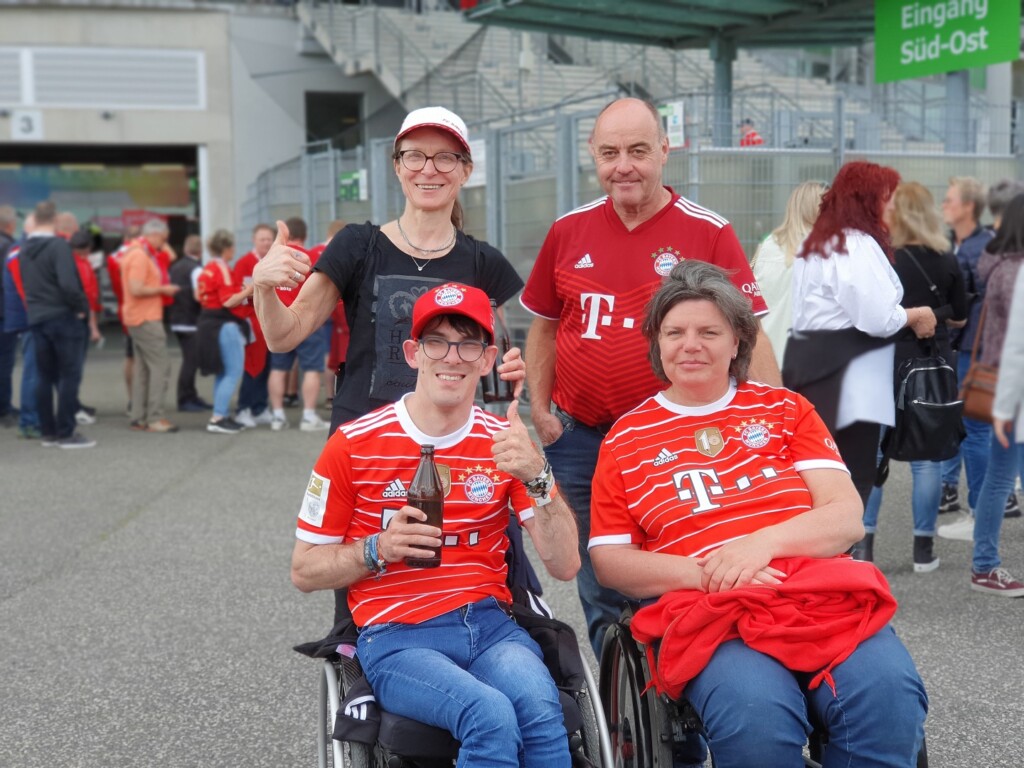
420;336;488;362
397;150;463;173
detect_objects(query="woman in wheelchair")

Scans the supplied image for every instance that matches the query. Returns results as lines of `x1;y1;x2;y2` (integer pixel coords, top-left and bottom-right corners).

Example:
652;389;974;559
589;261;928;767
291;283;581;768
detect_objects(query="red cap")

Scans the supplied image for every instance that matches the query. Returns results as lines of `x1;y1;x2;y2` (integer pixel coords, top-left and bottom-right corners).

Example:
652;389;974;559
411;282;494;341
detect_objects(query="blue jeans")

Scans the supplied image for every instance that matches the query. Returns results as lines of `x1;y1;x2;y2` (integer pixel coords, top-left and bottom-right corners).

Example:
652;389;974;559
237;364;269;415
19;332;39;430
683;627;927;768
31;313;86;439
971;433;1024;574
0;329;18;416
864;428;942;536
356;598;570;768
545;408;630;658
940;350;991;509
213;322;245;419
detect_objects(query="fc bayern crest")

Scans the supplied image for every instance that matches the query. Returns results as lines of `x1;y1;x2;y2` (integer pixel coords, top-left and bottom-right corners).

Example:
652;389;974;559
741;424;771;449
651;246;682;277
434;284;465;307
464;473;495;503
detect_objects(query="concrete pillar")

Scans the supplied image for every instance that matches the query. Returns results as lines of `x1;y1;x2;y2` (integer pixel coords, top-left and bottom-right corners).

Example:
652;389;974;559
985;62;1012;155
945;70;970;153
710;37;736;147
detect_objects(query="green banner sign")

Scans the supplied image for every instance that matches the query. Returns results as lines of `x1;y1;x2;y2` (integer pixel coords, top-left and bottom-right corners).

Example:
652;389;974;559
338;169;366;202
875;0;1020;83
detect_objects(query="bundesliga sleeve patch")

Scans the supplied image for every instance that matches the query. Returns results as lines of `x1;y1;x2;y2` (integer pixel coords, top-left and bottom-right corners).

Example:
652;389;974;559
299;471;331;529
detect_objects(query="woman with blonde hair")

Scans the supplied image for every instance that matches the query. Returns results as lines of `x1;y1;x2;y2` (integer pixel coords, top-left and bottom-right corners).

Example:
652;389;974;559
863;181;968;568
751;181;826;366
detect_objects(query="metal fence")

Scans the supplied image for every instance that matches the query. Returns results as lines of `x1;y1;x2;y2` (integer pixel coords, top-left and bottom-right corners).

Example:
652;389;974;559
240;97;1024;336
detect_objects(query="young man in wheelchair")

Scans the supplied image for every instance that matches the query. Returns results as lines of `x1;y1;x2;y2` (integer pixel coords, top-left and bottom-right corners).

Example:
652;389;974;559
589;261;928;767
291;282;581;768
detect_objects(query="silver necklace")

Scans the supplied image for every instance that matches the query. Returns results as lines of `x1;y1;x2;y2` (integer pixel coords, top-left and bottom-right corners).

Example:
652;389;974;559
397;216;456;272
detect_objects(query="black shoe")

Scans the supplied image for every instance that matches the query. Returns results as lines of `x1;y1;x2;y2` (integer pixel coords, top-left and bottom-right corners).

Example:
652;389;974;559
939;484;961;514
283;394;300;408
851;533;874;562
1005;493;1022;519
913;536;939;573
207;417;245;434
178;400;207;413
193;397;213;410
79;404;97;417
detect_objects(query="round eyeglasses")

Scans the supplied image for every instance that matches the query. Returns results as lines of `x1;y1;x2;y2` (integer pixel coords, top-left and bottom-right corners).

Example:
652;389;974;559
420;336;488;362
397;150;463;173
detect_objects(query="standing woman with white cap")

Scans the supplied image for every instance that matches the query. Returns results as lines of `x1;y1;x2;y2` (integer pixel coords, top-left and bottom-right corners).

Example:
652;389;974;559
253;106;526;432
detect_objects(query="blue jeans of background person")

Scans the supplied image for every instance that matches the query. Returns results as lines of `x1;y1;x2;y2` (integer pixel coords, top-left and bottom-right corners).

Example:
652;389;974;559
237;364;269;416
31;313;86;439
940;350;991;509
683;627;927;768
971;433;1024;574
213;322;245;419
356;598;570;768
545;407;630;658
0;328;18;416
864;428;942;536
18;332;40;430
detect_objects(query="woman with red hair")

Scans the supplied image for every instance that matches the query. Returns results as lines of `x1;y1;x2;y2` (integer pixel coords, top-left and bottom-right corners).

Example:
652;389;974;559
782;161;938;560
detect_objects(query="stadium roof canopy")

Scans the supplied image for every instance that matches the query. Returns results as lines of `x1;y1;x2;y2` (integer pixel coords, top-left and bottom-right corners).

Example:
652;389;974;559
463;0;875;50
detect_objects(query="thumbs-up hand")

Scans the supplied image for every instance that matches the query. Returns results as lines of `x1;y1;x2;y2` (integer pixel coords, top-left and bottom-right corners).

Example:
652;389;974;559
496;345;525;400
252;219;312;290
492;398;545;482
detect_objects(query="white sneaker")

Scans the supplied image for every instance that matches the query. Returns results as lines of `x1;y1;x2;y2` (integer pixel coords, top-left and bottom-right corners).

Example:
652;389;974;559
938;513;975;542
252;409;274;425
300;414;329;432
75;409;96;425
270;415;289;431
235;408;257;429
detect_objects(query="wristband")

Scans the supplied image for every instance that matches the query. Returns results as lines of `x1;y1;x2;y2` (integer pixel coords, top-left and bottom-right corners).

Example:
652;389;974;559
532;482;559;508
363;533;387;577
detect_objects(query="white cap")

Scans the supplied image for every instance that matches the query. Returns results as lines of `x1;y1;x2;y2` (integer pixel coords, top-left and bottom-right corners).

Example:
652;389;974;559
394;106;470;152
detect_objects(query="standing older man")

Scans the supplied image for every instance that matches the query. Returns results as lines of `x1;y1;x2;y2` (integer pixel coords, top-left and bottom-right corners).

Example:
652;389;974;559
18;201;93;448
121;218;180;433
522;97;779;657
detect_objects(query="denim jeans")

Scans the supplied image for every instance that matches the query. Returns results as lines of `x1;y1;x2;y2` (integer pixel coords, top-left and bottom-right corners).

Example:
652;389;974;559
683;627;927;768
31;313;87;439
971;433;1024;574
940;350;991;509
356;598;570;768
0;329;18;416
237;364;269;415
864;427;942;536
545;408;630;658
213;322;245;419
18;332;39;430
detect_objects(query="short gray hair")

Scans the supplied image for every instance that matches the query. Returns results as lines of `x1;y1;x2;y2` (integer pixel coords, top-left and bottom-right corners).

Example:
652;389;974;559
642;260;758;383
987;179;1024;222
142;218;169;235
0;205;16;230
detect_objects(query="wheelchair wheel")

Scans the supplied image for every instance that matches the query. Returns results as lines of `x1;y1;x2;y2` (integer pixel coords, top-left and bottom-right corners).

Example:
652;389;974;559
575;661;614;768
319;657;373;768
599;622;675;768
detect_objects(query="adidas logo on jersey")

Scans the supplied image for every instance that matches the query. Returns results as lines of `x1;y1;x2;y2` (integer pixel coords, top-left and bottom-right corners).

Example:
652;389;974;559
574;254;595;269
653;448;678;467
382;479;408;499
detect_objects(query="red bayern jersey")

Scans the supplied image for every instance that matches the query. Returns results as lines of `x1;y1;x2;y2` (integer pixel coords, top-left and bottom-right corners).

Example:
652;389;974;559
295;395;536;627
74;253;102;313
521;190;767;427
590;381;846;559
197;260;245;317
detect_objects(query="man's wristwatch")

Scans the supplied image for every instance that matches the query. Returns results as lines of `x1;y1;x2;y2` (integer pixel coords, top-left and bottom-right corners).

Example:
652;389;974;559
523;459;555;498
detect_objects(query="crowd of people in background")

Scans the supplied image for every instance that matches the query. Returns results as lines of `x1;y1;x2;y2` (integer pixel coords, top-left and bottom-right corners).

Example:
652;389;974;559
0;200;348;447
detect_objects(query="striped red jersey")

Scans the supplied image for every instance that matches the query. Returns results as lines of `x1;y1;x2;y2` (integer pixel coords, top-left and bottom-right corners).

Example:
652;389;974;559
589;381;846;558
295;395;536;627
521;191;767;427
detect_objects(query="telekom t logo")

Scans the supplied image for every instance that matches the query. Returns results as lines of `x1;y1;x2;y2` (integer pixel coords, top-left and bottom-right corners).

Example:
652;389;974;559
580;293;635;339
672;468;724;513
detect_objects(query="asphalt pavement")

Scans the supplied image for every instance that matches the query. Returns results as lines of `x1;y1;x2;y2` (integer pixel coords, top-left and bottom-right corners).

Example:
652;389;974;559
1;333;1022;767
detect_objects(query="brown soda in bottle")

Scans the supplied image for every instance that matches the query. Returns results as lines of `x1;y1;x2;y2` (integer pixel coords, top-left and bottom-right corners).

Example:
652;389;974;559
481;299;514;403
405;444;444;568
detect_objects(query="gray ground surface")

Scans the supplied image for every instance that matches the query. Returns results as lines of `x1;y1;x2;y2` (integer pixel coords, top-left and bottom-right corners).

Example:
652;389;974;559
1;337;1022;767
